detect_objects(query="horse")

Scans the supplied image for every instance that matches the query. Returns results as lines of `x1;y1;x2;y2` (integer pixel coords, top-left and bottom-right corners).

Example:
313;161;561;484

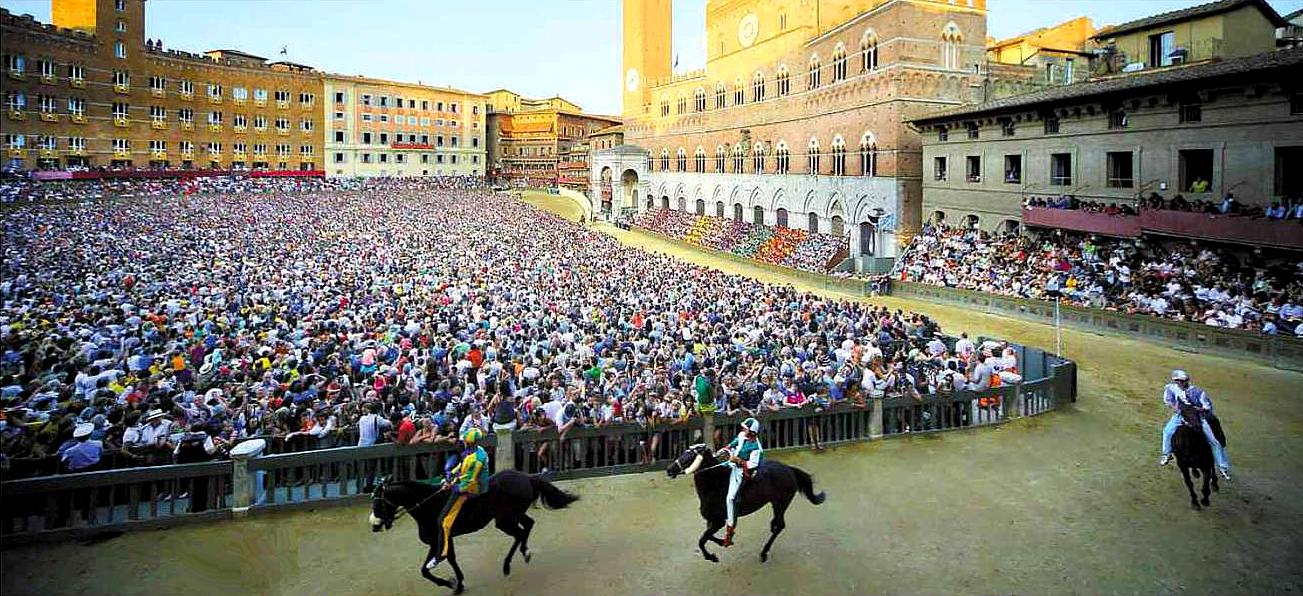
1172;403;1220;510
369;471;579;594
666;443;826;563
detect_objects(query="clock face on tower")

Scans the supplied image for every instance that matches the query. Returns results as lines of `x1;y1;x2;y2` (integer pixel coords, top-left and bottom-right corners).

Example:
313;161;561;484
626;68;640;92
737;13;759;48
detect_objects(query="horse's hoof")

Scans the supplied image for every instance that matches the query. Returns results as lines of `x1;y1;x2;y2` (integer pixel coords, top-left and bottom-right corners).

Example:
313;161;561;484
453;584;465;595
523;551;532;564
502;564;511;577
704;553;719;563
1201;497;1210;506
1191;502;1202;510
760;553;769;563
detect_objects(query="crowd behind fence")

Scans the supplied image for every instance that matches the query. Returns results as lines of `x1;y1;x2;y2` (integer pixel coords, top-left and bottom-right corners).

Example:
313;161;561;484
1;344;1075;542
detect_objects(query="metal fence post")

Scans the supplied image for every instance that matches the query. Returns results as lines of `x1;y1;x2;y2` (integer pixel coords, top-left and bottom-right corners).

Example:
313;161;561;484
869;398;884;439
1008;383;1023;419
495;426;516;472
229;438;267;518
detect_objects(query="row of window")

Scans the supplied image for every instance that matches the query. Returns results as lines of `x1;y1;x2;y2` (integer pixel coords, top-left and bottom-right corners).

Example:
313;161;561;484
333;152;478;165
345;111;470;128
331;130;476;147
4;134;313;156
1;56;316;104
934;150;1150;189
337;92;475;115
650;134;880;177
660;23;966;117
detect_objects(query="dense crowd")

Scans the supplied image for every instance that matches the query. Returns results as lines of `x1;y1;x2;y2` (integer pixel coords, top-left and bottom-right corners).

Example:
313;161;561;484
1024;192;1303;221
897;224;1303;334
1;181;1013;477
633;209;848;273
0;174;487;204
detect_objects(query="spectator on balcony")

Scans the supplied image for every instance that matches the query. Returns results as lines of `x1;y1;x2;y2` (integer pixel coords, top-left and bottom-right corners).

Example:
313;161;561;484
1189;177;1210;194
58;423;102;473
1218;193;1240;215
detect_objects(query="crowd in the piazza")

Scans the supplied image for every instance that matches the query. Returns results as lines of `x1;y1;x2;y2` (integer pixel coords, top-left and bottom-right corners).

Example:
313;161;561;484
896;223;1303;334
632;209;849;273
1025;191;1303;220
0;173;488;203
0;179;1020;477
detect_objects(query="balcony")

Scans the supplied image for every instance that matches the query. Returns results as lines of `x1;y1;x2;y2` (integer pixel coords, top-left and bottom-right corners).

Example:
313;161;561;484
276;129;289;137
150;88;165;98
254;99;267;107
181;122;195;131
113;83;130;95
301;128;313;136
8;148;28;158
208;95;223;104
180;150;194;159
66;148;86;157
234;125;248;133
39;148;57;158
7;69;25;80
69;78;86;89
71;113;86;124
1141;209;1303;250
300;103;314;111
208;123;223;133
8;110;26;121
232;151;247;160
113;148;131;158
151;120;167;130
1022;207;1141;237
179;91;193;101
151;150;167;159
276;100;289;110
40;74;56;85
39;112;59;122
233;98;247;106
113;117;130;127
254;126;268;134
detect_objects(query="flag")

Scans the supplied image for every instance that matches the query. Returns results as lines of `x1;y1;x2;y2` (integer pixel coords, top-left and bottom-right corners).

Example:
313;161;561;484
673;54;679;69
280;46;288;55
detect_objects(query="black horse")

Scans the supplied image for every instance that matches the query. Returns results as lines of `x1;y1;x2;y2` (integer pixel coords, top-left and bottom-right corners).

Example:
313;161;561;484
1172;403;1220;510
666;443;825;563
370;471;579;594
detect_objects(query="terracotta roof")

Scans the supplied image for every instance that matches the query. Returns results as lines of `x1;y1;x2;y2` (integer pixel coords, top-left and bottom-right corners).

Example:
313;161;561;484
1092;0;1287;39
590;124;625;136
911;47;1303;124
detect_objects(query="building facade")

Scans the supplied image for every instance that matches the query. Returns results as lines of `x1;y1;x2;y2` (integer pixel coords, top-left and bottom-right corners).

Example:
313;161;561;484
1090;0;1287;74
323;76;484;177
912;48;1303;234
484;88;621;187
987;16;1095;85
2;0;324;172
612;0;1000;262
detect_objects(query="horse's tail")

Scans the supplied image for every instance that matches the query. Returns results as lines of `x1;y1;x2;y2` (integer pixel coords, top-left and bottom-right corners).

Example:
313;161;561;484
529;474;580;510
791;467;826;505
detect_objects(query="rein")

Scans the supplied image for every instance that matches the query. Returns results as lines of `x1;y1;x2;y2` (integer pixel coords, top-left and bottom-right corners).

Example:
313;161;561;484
378;483;449;523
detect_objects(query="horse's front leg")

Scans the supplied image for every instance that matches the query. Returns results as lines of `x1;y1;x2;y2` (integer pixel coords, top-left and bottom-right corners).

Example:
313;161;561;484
495;516;524;576
760;501;790;563
447;541;466;595
1200;468;1212;507
420;545;453;589
698;519;723;563
1180;466;1200;510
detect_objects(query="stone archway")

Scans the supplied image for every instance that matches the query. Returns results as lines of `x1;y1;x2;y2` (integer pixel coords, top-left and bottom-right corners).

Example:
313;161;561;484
619;169;638;209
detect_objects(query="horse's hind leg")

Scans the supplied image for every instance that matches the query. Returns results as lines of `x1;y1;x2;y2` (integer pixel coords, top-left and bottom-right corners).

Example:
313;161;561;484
495;516;524;577
760;499;791;563
420;545;453;589
518;513;535;563
699;519;723;563
447;542;466;595
1200;469;1212;506
1180;466;1201;510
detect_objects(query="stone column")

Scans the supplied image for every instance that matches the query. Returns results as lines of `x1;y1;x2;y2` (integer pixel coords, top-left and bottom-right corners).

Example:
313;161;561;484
869;398;884;439
229;438;267;518
495;426;516;472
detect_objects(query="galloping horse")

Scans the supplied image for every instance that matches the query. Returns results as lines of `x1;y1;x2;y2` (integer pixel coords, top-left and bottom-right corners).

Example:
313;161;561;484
1172;403;1221;510
666;444;826;563
370;472;578;594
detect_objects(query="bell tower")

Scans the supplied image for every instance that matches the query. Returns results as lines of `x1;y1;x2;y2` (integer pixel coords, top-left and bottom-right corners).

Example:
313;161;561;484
622;0;672;118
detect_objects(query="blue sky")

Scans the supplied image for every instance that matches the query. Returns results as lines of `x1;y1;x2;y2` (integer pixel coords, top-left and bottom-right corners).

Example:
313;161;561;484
2;0;1299;115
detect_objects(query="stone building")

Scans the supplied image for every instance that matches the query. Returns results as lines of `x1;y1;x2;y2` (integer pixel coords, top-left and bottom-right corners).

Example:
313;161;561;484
2;0;323;172
911;47;1303;248
987;16;1095;85
599;0;1017;266
323;76;485;178
484;89;621;187
1089;0;1288;74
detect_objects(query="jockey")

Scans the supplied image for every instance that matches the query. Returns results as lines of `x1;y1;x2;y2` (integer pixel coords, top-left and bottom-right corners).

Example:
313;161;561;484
427;427;490;569
718;417;764;547
1159;369;1230;480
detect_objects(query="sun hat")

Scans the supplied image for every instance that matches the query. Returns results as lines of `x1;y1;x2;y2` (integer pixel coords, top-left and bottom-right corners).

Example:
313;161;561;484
72;422;94;438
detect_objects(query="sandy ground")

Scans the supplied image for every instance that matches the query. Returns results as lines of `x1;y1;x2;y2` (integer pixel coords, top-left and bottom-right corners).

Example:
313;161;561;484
3;193;1301;596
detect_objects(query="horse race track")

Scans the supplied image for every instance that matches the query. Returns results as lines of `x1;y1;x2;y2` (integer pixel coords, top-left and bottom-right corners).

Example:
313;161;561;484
3;193;1302;596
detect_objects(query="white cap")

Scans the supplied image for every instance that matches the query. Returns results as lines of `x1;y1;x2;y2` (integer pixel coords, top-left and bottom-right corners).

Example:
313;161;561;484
73;423;94;438
1171;369;1190;381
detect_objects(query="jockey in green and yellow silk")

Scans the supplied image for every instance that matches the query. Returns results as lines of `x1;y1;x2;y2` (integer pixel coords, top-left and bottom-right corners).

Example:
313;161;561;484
428;427;490;570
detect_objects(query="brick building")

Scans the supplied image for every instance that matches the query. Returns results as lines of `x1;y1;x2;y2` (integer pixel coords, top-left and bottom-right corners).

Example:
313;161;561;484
484;89;620;187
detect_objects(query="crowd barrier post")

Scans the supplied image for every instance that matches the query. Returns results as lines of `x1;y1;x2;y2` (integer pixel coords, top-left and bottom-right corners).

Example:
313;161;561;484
1008;382;1024;419
229;439;266;518
869;398;884;439
495;426;516;473
702;413;716;450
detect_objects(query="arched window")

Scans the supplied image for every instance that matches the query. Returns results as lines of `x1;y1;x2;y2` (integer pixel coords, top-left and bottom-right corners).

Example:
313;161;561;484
775;140;790;175
831;135;847;176
731;144;746;173
694;87;707;112
733;203;744;222
776;65;791;96
861;30;879;71
859;221;876;256
808;212;819;233
733;77;745;105
678;196;687;212
941;23;963;70
715;201;725;218
808;54;821;89
659;94;670;117
753;205;765;225
714;83;727;109
694;146;706;172
832;43;848;81
776;208;789;228
661;195;670;209
752;71;766;102
807;137;821;175
965;213;980;229
676;95;687;114
831;215;845;237
695;198;706;215
714;145;726;173
752;142;766;173
676;147;687;171
860;132;878;176
659;148;669;171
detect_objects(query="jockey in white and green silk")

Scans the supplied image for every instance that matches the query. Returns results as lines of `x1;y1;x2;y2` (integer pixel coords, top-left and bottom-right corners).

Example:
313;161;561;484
719;417;763;546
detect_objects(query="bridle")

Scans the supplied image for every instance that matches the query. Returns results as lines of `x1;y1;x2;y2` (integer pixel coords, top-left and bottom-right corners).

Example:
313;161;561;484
374;481;448;525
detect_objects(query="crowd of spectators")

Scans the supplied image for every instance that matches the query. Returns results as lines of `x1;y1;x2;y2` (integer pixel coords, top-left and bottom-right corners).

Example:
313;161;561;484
1024;191;1303;222
1024;195;1138;216
0;174;487;204
633;209;848;273
0;180;1011;478
896;224;1303;335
